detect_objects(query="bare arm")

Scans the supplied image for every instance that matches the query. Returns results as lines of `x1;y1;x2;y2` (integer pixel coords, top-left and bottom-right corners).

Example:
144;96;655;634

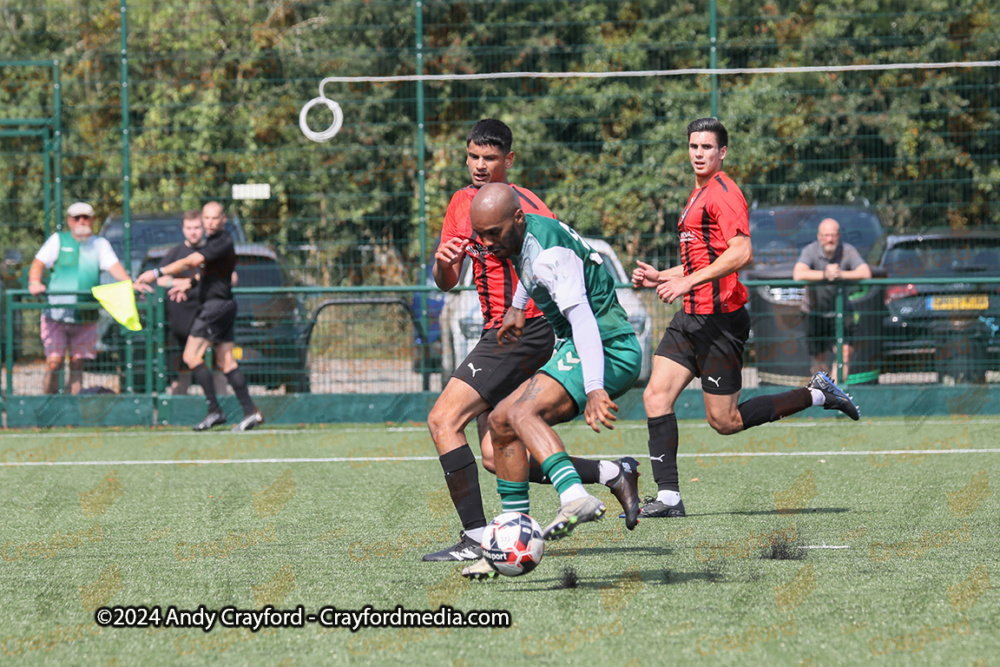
793;262;825;282
841;263;872;280
432;237;467;291
655;233;753;304
135;252;204;285
27;258;47;295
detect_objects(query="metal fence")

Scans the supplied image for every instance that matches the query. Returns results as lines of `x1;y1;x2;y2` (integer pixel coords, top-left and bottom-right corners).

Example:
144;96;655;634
1;1;998;288
4;276;998;399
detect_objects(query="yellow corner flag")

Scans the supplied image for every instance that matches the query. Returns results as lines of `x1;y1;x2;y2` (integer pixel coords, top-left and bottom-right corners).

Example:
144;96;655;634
92;281;142;331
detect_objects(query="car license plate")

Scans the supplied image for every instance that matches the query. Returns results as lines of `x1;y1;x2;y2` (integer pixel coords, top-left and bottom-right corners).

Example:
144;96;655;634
233;346;243;360
928;295;989;311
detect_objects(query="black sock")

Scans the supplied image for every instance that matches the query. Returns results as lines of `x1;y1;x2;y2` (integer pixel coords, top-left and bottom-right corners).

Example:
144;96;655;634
526;456;602;485
648;413;679;492
226;367;257;417
193;364;220;412
440;445;486;532
738;388;812;430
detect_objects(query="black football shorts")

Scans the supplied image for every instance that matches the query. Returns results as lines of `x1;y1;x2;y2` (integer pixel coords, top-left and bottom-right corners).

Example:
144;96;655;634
188;299;237;344
452;316;555;406
654;306;750;395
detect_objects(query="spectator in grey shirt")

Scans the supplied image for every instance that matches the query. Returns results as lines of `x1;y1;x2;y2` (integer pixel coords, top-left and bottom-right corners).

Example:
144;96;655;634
793;218;872;381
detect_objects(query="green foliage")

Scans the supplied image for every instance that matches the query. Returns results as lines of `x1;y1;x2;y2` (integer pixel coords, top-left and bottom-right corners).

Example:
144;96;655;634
0;0;997;279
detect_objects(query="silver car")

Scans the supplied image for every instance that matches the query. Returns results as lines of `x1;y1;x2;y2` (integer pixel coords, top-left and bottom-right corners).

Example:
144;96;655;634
439;237;653;384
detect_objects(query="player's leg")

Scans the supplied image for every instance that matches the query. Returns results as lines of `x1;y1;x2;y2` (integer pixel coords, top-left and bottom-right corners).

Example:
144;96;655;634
641;311;698;518
216;341;262;431
641;354;695;517
423;377;492;562
715;307;858;429
183;332;225;430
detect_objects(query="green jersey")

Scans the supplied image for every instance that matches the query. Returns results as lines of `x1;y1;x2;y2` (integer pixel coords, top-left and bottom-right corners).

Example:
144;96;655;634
514;214;633;341
37;232;113;323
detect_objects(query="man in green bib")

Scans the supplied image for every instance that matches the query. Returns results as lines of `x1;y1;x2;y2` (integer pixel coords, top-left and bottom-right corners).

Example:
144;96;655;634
28;202;144;394
461;183;643;579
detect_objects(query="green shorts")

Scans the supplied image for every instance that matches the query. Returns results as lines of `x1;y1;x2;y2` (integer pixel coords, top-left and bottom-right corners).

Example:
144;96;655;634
539;333;642;415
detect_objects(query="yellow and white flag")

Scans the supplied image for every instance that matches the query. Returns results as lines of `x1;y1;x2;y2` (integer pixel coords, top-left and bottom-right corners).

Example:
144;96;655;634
91;281;141;331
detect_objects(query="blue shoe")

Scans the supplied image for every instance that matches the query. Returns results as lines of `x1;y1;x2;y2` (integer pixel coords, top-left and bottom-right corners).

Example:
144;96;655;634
809;372;860;421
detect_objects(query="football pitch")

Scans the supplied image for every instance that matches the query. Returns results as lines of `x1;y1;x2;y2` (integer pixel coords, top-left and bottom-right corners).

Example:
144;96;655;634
0;416;996;666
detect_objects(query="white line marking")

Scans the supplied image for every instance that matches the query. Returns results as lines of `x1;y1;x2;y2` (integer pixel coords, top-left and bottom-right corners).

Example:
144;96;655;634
799;545;850;549
3;449;998;467
1;417;998;439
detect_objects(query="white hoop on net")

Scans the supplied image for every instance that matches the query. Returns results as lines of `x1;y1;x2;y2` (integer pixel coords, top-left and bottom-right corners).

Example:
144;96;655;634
299;95;343;143
298;59;999;142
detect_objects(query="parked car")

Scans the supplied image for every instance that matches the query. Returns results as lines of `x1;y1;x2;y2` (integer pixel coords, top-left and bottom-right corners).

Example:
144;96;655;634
99;212;247;276
98;243;311;393
878;229;1000;382
438;237;653;384
744;204;886;383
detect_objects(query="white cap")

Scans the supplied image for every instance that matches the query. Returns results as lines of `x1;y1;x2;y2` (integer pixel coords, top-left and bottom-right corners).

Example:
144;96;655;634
67;202;95;217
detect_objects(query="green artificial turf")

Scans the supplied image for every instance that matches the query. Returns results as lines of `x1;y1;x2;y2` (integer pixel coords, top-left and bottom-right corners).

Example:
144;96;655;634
0;416;996;665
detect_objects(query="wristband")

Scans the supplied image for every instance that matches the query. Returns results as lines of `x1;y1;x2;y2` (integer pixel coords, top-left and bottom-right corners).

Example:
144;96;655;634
152;267;161;278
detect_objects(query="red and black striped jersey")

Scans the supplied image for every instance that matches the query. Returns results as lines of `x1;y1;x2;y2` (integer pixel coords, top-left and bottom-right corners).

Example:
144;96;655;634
677;171;750;314
440;184;554;328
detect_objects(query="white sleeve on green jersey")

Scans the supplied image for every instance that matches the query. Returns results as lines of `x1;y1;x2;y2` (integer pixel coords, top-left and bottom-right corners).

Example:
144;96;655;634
533;247;604;393
512;281;530;310
531;246;587;312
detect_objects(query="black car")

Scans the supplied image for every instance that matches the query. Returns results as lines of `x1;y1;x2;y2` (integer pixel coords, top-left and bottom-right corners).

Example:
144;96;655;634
879;230;1000;382
99;212;247;276
744;203;887;383
102;244;311;393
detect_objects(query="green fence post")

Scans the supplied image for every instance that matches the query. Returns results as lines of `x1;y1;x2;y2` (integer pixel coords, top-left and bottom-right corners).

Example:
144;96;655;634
709;0;719;118
835;284;846;386
155;285;167;394
52;60;62;226
415;0;430;392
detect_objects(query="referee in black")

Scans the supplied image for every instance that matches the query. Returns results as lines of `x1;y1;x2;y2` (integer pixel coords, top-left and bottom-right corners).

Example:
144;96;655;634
136;201;263;431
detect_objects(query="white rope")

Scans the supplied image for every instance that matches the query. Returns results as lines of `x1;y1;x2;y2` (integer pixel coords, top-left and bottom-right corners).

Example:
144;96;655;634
299;59;1000;143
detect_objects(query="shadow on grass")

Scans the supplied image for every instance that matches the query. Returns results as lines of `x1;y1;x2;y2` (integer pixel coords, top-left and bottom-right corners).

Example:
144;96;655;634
544;546;675;558
693;507;850;516
498;567;724;592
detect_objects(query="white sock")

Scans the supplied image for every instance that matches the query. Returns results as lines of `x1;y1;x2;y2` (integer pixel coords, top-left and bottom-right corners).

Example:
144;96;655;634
657;490;681;505
559;483;589;505
598;460;619;485
465;527;484;544
810;388;825;406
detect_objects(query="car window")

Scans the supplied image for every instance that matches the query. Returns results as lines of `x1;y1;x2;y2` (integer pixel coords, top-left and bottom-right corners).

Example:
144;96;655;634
236;256;284;287
597;253;624;282
750;208;883;265
884;238;1000;277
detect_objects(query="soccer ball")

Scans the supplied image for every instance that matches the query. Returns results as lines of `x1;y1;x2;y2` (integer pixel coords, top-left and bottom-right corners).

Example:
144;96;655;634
480;512;545;576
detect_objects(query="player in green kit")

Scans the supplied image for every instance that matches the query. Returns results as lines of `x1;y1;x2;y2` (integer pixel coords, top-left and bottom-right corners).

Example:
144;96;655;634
461;183;643;579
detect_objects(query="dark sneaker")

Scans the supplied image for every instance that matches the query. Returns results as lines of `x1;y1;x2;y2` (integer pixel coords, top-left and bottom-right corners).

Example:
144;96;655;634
461;557;498;580
607;457;641;531
636;496;686;518
193;410;226;432
422;532;482;562
808;371;860;421
541;495;606;541
232;410;264;432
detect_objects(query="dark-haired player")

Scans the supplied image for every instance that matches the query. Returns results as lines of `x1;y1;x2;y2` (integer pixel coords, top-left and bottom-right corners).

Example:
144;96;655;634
631;118;860;519
423;119;640;563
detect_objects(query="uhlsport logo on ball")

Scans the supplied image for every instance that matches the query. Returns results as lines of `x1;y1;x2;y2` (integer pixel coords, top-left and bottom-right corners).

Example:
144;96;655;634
481;512;545;576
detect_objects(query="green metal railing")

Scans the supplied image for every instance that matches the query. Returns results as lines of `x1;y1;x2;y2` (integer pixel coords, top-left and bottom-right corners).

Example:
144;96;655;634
2;277;998;401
